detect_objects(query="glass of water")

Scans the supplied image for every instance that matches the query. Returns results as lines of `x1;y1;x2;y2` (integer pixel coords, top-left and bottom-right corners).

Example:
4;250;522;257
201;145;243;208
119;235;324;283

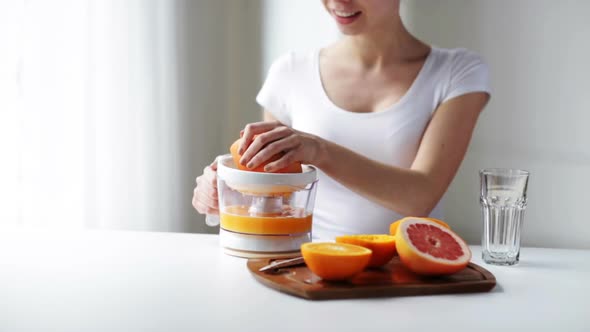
480;168;530;265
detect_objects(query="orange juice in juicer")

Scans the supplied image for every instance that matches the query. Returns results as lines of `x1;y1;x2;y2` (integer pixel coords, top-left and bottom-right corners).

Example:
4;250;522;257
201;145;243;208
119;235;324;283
213;154;318;258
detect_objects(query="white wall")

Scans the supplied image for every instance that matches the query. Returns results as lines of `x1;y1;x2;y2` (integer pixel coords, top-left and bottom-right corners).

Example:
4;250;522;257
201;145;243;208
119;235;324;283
177;0;263;233
260;0;339;73
152;0;226;234
402;0;590;249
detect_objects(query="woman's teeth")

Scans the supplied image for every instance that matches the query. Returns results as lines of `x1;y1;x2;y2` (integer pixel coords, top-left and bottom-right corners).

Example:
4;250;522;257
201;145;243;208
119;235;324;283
334;10;360;18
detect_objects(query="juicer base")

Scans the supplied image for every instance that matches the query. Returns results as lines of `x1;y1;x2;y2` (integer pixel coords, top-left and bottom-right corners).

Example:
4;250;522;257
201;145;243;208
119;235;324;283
219;228;310;258
223;248;301;259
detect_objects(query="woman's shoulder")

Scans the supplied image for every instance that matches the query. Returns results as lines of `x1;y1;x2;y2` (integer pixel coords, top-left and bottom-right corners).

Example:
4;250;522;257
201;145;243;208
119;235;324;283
430;46;489;72
266;49;318;75
428;46;491;102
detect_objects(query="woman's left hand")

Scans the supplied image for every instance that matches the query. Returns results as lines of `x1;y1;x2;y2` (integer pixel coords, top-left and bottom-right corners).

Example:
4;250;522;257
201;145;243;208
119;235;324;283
237;120;323;172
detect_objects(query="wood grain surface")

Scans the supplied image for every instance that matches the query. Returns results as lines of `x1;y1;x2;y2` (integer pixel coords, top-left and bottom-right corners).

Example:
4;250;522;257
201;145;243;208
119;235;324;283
247;257;496;300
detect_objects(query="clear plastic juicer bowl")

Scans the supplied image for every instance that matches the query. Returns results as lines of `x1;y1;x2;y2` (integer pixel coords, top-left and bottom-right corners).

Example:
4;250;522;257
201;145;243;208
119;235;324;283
216;154;318;258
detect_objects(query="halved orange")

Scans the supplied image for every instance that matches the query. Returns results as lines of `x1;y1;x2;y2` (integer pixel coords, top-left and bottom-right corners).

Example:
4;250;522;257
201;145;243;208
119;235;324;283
335;234;396;267
230;138;302;173
300;242;372;281
395;218;471;276
389;217;450;236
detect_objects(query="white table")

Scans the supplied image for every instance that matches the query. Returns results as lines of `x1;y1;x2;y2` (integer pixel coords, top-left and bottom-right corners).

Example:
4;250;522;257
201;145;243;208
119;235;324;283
0;229;588;332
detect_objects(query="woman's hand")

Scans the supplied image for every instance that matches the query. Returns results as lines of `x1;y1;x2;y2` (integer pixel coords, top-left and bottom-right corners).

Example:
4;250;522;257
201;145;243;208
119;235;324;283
192;158;219;215
237;120;324;172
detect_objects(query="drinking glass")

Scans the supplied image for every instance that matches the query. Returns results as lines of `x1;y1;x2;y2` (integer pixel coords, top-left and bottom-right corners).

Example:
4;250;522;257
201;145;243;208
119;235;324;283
480;168;530;265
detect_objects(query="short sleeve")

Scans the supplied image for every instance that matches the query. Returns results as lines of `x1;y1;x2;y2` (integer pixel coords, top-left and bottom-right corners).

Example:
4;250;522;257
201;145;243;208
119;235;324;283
256;53;293;126
442;49;491;104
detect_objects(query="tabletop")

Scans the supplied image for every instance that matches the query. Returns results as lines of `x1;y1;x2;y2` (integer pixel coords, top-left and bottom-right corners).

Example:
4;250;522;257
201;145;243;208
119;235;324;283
0;229;588;332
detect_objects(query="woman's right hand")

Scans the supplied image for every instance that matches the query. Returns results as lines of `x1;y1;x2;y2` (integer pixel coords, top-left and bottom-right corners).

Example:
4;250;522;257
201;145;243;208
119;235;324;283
192;158;219;216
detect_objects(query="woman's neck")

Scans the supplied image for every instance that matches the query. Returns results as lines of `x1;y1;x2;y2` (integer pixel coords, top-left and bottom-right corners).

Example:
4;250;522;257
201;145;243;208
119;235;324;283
336;18;429;69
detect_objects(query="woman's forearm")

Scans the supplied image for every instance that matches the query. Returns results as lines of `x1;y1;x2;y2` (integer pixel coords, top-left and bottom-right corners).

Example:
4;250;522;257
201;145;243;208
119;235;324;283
315;138;442;217
312;93;488;216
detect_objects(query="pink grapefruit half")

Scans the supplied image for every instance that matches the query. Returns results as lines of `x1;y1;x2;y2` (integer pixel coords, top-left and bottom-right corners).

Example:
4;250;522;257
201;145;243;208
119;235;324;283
395;217;471;276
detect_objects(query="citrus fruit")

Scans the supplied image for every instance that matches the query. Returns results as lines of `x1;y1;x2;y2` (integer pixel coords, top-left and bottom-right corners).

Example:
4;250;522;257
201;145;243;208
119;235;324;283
395;218;471;276
335;234;397;267
301;242;372;281
389;217;450;236
230;138;302;173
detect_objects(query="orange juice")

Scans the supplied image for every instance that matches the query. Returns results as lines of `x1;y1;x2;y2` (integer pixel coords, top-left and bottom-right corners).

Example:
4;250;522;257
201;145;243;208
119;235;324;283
220;205;312;235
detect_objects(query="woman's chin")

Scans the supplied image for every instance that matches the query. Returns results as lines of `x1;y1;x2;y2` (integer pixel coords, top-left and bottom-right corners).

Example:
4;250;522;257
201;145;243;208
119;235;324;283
333;20;367;36
336;26;363;36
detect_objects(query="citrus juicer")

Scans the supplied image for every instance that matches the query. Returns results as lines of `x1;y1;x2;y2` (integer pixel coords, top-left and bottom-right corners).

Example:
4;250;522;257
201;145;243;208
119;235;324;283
209;154;318;258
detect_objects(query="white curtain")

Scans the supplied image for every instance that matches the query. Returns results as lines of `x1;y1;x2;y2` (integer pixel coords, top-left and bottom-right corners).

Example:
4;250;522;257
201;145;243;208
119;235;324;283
0;0;184;231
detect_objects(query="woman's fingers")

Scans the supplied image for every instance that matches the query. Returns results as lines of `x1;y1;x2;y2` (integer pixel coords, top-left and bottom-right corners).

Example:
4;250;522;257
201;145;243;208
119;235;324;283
194;186;218;208
192;161;220;216
193;199;219;215
264;149;298;172
245;134;300;169
239;120;282;154
235;121;320;172
192;182;219;214
203;166;217;188
195;172;218;199
240;126;293;166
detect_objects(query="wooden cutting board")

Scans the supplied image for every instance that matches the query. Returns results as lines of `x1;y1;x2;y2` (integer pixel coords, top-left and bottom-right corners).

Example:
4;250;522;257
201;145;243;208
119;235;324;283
247;257;496;300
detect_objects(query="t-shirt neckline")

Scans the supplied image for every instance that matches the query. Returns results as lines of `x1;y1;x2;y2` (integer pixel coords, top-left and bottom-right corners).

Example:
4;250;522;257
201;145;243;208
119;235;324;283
314;46;436;117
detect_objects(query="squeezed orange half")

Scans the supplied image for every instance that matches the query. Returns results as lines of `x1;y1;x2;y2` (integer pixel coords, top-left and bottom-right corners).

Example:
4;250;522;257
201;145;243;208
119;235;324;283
220;205;312;235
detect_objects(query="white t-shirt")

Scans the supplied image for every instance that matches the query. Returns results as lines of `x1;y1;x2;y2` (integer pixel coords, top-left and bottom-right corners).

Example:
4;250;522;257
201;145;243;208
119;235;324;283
256;46;491;240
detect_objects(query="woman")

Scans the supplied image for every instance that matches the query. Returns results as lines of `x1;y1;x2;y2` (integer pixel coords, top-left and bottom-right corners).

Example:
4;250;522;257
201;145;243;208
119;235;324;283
193;0;490;240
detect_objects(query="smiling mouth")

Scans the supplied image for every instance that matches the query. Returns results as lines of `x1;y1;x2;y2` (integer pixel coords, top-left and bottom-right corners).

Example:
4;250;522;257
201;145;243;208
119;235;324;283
333;9;362;19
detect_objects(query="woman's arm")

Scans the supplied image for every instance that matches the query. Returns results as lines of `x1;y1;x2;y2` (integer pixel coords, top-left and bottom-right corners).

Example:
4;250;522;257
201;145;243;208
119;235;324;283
240;92;489;216
317;92;488;216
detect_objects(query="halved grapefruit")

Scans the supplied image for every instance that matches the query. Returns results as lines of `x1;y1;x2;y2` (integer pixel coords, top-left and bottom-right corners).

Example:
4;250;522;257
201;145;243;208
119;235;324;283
389;217;450;236
301;242;372;281
395;218;471;276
